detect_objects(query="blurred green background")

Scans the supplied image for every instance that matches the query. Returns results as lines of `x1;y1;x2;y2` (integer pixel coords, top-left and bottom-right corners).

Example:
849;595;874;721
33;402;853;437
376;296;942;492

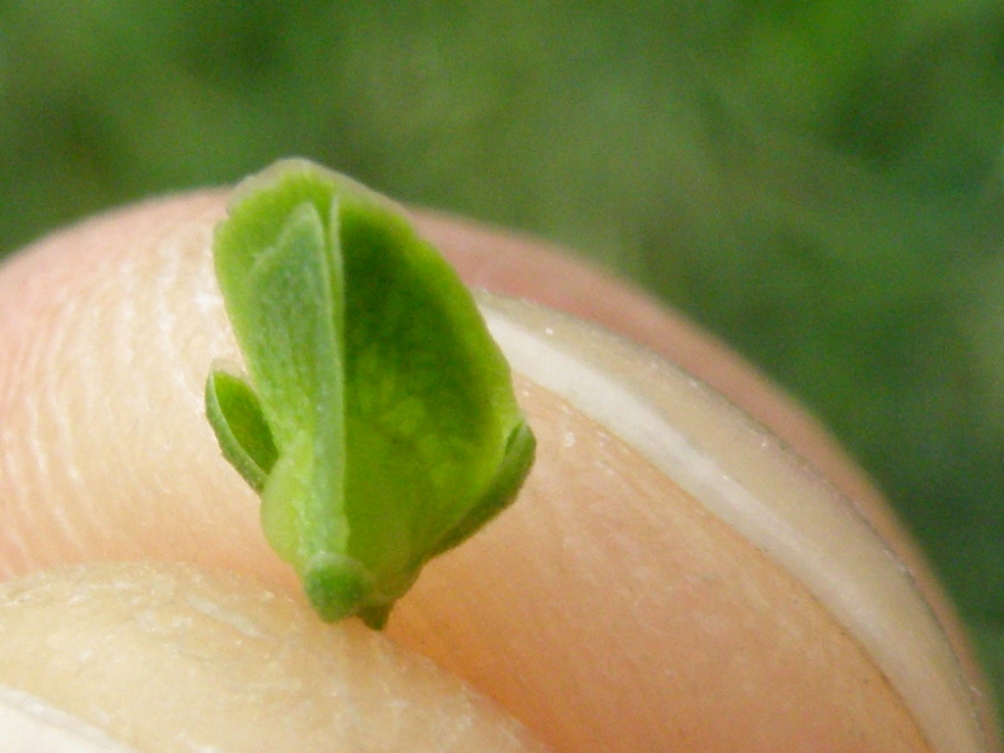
1;0;1003;726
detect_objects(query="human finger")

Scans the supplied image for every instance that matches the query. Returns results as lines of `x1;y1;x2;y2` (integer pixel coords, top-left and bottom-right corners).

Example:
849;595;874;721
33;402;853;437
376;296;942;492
0;188;994;752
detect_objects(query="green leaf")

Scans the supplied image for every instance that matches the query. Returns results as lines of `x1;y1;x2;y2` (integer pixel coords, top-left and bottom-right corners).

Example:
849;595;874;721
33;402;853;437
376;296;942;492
207;158;535;628
205;367;277;492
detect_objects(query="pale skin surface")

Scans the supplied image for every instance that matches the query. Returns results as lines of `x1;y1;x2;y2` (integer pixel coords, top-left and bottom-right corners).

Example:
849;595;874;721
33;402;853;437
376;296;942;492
0;189;996;751
0;562;548;753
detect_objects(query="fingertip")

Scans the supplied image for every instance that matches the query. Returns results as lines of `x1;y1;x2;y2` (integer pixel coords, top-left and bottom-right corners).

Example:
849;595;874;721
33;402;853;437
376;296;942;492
0;562;546;753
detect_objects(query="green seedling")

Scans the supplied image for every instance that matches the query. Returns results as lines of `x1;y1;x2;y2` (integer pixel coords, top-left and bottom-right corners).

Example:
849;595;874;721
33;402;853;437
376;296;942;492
206;159;535;629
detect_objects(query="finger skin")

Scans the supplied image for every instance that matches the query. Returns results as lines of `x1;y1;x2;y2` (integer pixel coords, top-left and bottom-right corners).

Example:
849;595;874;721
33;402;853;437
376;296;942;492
0;685;141;753
0;190;995;752
0;192;277;585
0;562;546;753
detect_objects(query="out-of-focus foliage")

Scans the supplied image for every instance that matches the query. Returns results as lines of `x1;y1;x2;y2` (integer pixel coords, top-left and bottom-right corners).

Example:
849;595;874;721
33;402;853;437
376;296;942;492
1;0;1003;717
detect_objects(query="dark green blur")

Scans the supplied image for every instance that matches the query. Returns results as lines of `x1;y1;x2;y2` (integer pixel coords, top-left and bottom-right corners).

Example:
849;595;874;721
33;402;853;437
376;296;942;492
1;0;1002;718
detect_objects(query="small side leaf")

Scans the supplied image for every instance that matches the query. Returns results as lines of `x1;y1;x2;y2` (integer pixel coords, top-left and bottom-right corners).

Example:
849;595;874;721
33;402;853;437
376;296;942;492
205;367;277;492
427;419;537;559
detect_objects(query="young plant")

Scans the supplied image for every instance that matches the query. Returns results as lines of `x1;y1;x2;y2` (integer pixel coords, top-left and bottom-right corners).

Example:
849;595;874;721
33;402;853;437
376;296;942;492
205;159;535;628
